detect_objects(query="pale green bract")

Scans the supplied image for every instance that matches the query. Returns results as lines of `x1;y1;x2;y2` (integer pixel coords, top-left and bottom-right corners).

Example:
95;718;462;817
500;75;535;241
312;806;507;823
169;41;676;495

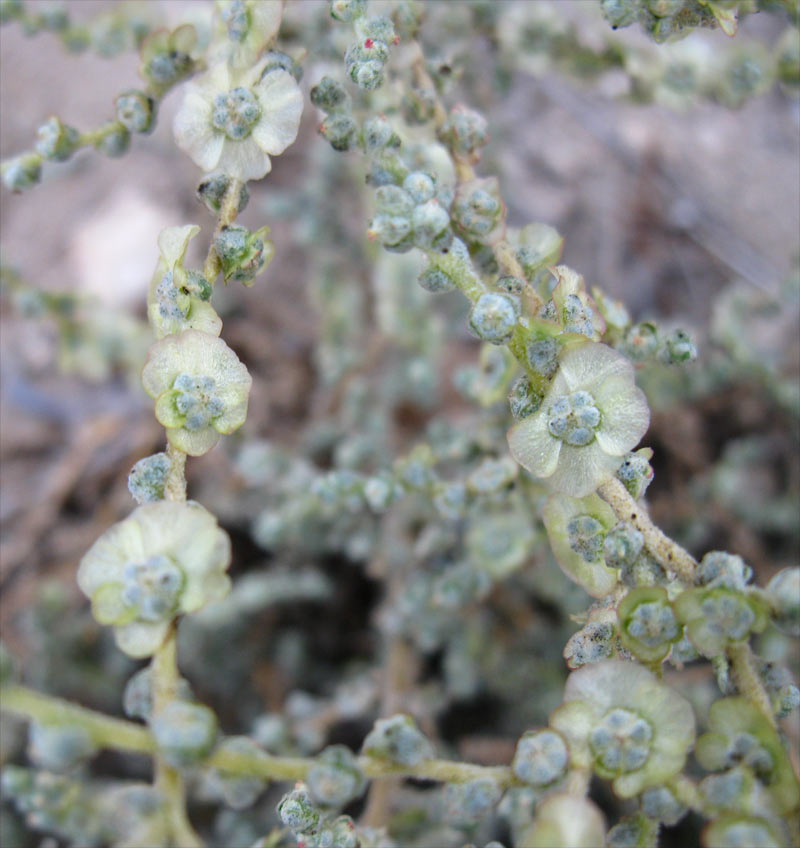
507;342;650;497
550;660;695;798
77;501;231;658
173;58;303;181
147;225;221;339
142;330;252;456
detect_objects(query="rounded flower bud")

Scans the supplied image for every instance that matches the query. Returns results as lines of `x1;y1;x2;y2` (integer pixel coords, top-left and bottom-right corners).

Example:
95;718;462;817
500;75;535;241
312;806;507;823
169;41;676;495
277;784;321;834
615;449;654;500
196;172;250;215
468;293;518;344
310;76;351;113
765;567;799;637
403;171;436;204
442;104;489;158
1;153;42;192
115;89;157;134
320;113;358;151
95;122;131;158
362;714;434;766
307;745;366;808
330;0;367;22
412;199;450;250
508;375;542;420
151;701;218;767
418;267;456;294
702;815;785;848
361;115;398;153
696;551;752;591
34;117;80;161
512;729;569;787
127;452;171;504
640;785;687;826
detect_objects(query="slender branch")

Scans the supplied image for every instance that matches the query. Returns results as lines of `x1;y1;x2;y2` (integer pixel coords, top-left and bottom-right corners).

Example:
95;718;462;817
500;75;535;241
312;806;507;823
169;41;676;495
727;640;777;730
597;477;697;583
0;684;154;754
0;683;516;788
150;625;204;848
164;443;187;504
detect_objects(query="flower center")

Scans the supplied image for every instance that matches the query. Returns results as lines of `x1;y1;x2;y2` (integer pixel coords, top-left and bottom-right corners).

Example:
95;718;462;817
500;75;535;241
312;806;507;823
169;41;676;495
173;373;225;431
547;390;601;446
156;270;190;320
121;554;184;622
627;601;680;647
590;707;653;775
212;87;261;140
701;590;756;641
566;514;605;562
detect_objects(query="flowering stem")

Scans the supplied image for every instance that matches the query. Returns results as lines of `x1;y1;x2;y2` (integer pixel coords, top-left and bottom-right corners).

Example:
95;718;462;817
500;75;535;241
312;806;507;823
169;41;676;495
202;177;244;282
164;443;187;503
150;625;204;848
0;683;517;787
597;477;697;582
0;684;154;753
727;640;777;730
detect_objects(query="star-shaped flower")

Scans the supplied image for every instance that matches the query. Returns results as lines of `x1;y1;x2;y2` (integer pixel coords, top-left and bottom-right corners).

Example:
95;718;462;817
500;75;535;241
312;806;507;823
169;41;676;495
173;59;303;182
508;342;650;497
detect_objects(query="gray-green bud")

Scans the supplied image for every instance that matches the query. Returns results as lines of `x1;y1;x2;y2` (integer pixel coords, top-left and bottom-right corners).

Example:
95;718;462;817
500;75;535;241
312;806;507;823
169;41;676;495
35;117;80;161
277;785;322;834
151;701;217;767
128;452;171;504
320;113;358;151
196;172;250;215
214;225;273;285
468;292;518;344
418;267;456;294
330;0;367;23
508;375;542;419
94;122;130;157
310;76;351;113
115;89;157;134
1;153;42;192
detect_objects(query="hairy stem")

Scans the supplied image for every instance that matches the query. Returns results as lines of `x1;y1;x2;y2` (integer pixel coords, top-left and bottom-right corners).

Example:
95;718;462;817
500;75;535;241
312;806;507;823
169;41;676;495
727;640;777;730
164;442;187;503
597;477;697;582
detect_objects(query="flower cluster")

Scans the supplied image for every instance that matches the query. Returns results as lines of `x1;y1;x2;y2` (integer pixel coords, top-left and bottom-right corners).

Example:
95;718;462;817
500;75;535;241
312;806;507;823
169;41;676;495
77;501;231;656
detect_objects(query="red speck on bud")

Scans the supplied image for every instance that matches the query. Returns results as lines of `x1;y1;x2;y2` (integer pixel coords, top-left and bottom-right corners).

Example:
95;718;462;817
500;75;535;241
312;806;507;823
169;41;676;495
393;35;401;44
364;38;374;48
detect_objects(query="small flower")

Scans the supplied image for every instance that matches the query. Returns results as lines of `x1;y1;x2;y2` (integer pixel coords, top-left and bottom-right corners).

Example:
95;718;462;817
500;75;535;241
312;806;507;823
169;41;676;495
673;584;769;658
512;729;569;787
173;58;303;182
214;0;283;68
508;342;650;497
362;714;434;766
147;226;221;339
617;586;681;663
695;697;799;814
142;330;252;456
550;660;695;798
307;745;367;808
542;492;620;597
77;501;231;657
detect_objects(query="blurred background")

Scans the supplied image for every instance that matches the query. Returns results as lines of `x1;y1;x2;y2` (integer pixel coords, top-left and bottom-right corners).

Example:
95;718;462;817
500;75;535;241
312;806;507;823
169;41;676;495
0;1;798;844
